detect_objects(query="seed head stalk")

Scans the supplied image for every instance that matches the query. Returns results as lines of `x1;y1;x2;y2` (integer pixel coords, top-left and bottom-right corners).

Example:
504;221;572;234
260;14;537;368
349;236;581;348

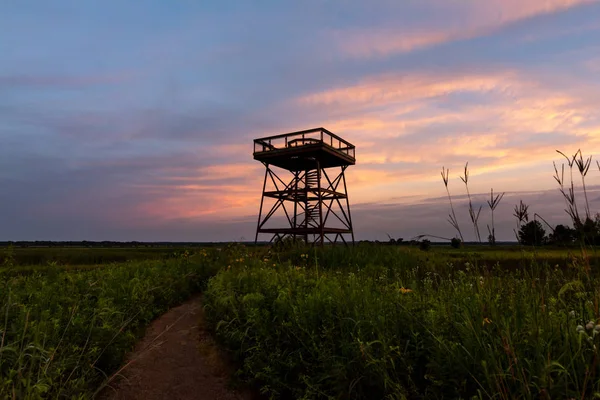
574;150;592;221
441;167;464;242
487;188;504;246
461;162;482;243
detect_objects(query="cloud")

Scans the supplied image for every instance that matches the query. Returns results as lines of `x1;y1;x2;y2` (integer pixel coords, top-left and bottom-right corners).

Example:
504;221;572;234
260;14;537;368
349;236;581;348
2;0;600;241
586;56;600;72
298;70;516;109
0;73;133;89
333;0;597;58
295;66;600;171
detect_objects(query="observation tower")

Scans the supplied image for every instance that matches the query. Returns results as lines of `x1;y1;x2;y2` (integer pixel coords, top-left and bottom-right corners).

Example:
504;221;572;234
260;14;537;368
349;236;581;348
252;127;355;245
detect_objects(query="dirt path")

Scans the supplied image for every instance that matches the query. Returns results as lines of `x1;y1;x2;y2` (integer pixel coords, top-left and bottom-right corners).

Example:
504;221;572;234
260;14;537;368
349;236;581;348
99;295;253;400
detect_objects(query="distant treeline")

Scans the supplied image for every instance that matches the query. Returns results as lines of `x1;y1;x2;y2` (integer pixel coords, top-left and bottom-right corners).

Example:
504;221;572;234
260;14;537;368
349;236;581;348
357;239;517;246
0;241;250;248
0;240;521;248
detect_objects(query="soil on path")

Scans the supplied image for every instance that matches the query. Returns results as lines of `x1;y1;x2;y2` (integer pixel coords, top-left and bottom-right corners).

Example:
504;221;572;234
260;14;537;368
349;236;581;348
99;295;253;400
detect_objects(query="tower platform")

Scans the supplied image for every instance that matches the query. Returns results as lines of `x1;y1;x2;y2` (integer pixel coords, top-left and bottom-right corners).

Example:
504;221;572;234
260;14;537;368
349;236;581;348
253;127;355;171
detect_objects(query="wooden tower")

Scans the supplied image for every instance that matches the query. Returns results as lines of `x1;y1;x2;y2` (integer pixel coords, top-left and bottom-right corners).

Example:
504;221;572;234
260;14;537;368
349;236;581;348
253;127;355;245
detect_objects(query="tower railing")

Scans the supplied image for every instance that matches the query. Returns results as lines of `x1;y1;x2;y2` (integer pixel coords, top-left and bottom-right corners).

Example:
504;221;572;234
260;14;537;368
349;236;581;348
253;127;355;159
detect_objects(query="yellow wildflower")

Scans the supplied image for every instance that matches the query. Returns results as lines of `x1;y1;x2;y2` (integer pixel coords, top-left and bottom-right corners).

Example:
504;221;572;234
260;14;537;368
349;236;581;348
399;287;413;294
483;317;492;326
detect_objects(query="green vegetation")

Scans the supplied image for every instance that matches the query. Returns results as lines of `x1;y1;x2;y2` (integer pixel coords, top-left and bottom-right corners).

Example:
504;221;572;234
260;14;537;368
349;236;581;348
0;246;199;268
204;244;600;399
3;242;600;399
0;247;221;398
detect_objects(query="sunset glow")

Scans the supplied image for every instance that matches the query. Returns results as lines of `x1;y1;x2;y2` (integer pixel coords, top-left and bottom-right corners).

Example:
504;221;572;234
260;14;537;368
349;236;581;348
2;0;600;241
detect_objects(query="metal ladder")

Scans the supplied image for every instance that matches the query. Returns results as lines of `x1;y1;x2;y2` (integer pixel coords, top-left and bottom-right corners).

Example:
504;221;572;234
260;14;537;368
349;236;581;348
303;170;320;227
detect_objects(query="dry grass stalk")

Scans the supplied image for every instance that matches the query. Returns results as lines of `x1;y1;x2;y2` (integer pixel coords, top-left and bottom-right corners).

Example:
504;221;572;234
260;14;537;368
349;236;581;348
441;167;464;242
556;150;582;227
574;149;592;220
460;162;482;243
486;188;505;245
513;200;529;242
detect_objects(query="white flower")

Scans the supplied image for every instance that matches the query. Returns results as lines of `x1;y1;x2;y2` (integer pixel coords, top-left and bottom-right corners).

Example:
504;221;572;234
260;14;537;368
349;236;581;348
577;325;585;333
586;321;595;331
569;310;576;317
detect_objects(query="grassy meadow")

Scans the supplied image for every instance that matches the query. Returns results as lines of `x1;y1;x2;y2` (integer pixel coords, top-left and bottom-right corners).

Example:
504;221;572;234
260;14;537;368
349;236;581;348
205;243;600;399
1;243;600;399
0;246;220;398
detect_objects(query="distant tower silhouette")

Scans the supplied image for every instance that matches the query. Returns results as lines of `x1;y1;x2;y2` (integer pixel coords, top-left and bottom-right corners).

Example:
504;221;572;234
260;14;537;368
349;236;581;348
253;127;355;245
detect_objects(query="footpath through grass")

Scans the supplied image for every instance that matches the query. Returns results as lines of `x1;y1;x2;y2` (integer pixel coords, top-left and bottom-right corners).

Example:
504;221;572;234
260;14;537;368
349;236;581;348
204;243;600;399
0;248;221;399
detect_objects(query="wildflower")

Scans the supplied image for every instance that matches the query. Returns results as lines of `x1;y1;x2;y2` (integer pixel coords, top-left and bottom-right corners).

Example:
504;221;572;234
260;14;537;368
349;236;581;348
587;321;596;331
595;325;600;333
399;287;413;294
576;325;585;333
569;310;576;317
482;317;492;326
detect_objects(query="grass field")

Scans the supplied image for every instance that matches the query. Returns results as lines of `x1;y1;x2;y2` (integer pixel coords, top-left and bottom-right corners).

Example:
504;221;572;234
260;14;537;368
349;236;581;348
0;246;197;268
0;246;220;398
204;243;600;399
1;243;600;399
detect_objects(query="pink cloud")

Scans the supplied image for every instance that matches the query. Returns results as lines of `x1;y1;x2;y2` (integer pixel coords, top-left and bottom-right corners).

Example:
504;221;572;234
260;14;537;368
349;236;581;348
298;71;518;108
333;0;596;58
289;66;600;205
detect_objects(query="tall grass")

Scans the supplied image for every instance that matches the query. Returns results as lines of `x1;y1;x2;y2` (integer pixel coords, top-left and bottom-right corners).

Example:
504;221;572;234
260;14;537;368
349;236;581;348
460;162;483;243
574;150;593;221
441;167;464;242
205;245;600;399
0;250;220;398
513;200;529;242
486;189;504;246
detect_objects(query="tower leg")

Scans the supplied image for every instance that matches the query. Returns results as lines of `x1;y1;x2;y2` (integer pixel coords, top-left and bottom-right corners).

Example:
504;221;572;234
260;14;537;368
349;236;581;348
254;163;269;244
341;166;355;245
292;171;299;242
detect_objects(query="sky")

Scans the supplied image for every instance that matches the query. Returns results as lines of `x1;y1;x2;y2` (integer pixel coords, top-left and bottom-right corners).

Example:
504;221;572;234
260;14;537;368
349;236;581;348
2;0;600;242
